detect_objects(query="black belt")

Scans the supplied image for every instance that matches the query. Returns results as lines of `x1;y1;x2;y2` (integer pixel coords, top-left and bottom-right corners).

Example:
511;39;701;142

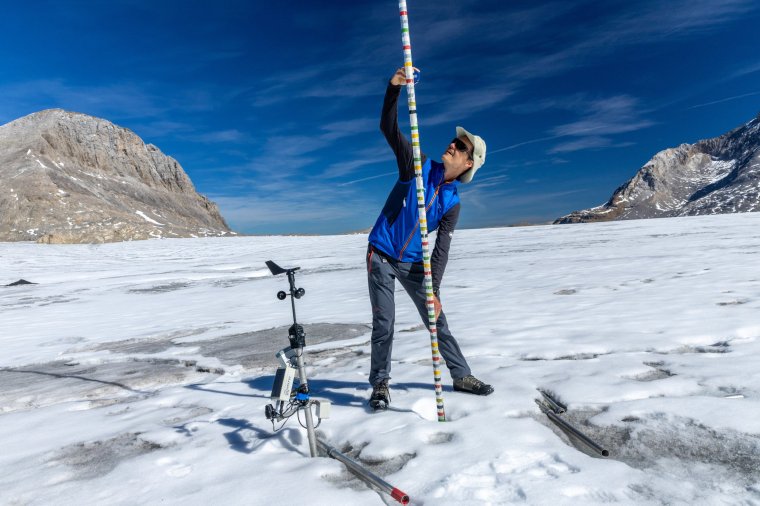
370;244;394;262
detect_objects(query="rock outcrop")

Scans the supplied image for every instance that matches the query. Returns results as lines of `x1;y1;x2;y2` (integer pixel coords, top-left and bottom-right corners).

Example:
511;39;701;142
0;109;232;243
555;112;760;224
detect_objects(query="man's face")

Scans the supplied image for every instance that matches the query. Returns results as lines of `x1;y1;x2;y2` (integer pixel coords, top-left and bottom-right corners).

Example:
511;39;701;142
442;136;474;177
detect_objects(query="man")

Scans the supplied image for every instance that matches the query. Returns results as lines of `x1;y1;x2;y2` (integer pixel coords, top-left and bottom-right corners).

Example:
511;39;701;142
366;67;494;411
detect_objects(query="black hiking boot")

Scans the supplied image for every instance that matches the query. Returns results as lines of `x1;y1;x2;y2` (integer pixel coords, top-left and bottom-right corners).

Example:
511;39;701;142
369;379;390;411
453;375;494;396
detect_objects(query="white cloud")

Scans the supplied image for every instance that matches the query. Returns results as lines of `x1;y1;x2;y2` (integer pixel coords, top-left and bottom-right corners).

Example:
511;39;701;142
189;129;247;143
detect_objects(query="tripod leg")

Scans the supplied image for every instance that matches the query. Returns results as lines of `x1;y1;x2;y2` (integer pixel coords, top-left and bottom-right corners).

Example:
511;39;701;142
295;349;318;457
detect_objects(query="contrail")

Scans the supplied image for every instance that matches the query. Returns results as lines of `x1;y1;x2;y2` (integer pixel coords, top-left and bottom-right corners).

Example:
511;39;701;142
688;90;760;109
488;135;564;155
488;123;617;155
338;171;397;186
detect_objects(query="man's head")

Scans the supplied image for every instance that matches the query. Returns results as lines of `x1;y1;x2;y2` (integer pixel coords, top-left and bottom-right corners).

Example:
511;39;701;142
441;126;486;184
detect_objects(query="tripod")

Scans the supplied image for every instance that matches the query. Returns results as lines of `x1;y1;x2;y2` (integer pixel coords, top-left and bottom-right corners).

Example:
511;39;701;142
264;260;327;457
261;261;410;503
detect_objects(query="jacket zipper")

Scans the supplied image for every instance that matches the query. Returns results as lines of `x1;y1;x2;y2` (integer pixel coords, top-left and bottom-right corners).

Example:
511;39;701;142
397;182;442;261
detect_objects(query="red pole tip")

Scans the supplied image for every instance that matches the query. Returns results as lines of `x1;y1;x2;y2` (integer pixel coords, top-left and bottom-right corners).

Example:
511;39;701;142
391;488;410;504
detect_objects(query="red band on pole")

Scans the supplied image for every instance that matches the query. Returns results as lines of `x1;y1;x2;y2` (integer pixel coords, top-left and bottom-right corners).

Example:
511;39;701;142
391;488;410;504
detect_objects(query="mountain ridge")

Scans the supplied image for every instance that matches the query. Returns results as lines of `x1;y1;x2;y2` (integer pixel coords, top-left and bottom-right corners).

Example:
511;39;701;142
0;109;232;243
555;111;760;224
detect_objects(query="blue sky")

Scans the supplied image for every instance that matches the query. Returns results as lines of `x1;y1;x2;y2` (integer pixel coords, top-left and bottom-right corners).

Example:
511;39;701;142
2;0;759;234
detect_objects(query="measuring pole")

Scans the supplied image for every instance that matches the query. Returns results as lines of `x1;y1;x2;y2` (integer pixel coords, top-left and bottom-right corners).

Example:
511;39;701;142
398;0;445;422
317;439;410;504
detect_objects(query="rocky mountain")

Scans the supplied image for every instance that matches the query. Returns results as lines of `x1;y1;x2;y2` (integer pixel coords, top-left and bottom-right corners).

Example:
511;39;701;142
555;112;760;224
0;109;232;243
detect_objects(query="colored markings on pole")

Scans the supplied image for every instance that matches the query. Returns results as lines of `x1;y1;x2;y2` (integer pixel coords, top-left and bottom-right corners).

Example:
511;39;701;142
400;0;445;423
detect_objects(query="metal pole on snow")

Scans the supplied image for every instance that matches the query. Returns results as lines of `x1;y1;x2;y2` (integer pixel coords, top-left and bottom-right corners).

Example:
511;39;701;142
317;439;410;505
398;0;446;422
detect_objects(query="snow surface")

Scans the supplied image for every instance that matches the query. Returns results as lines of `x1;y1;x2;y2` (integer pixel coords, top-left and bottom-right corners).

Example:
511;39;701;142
1;213;760;505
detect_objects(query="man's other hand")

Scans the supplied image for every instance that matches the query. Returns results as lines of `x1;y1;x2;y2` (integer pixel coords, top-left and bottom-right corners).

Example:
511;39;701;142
433;295;442;321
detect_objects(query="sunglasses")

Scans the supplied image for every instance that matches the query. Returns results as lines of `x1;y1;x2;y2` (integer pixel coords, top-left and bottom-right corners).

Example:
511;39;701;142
451;138;473;160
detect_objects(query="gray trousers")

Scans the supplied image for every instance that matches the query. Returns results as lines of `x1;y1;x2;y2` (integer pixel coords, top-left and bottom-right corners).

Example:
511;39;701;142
366;245;471;386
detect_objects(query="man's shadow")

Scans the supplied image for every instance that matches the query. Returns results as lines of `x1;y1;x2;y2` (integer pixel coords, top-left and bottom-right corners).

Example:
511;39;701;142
246;375;453;413
182;376;454;454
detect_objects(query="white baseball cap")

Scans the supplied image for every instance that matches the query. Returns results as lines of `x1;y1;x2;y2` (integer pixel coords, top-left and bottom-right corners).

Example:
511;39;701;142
456;126;486;184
